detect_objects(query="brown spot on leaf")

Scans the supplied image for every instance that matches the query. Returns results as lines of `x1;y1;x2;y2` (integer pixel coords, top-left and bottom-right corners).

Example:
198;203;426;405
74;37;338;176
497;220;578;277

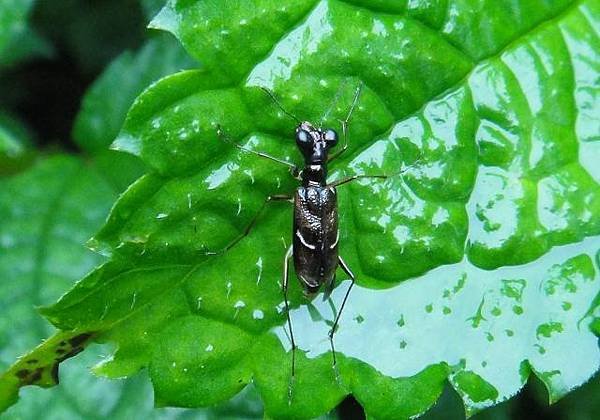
30;367;43;383
68;333;92;348
26;359;38;364
57;346;84;362
51;363;60;384
16;369;30;379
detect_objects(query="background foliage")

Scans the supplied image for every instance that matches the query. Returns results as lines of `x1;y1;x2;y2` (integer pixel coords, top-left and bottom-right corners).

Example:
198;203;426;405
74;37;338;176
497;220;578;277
0;0;599;419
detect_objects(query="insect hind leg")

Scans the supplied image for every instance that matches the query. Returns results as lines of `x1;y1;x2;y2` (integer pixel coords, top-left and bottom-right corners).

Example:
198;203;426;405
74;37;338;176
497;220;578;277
282;245;296;404
328;255;356;381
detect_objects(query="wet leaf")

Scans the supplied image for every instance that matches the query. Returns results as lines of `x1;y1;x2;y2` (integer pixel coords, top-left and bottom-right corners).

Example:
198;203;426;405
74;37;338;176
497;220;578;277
3;1;600;418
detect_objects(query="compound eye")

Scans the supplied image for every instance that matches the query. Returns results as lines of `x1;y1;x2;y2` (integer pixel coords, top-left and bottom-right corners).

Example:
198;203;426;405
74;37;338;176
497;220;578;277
296;129;311;146
323;129;338;146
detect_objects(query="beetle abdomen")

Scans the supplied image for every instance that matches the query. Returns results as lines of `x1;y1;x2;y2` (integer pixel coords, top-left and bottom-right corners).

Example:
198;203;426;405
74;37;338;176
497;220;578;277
293;186;338;294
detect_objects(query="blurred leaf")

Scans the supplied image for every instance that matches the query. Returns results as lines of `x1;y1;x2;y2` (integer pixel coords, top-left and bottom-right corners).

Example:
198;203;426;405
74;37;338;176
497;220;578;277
0;156;118;410
32;0;146;75
553;372;600;420
0;111;35;175
141;0;166;22
3;1;600;419
0;0;32;53
0;0;52;69
73;34;196;155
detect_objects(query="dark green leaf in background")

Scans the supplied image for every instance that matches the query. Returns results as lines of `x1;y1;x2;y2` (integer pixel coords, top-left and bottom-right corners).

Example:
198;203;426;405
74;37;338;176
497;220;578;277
72;34;196;155
142;0;167;22
0;156;118;411
0;0;52;69
72;32;196;191
2;0;599;419
0;111;34;175
31;0;146;76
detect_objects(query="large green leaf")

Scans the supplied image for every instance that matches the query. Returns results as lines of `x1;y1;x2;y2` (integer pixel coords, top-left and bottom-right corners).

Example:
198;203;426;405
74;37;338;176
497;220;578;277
3;1;600;418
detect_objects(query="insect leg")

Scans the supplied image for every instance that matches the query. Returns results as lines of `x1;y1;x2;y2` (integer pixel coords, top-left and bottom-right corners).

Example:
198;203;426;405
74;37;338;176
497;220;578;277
282;245;295;403
329;155;424;188
328;255;356;377
203;195;292;255
216;125;300;177
327;82;363;163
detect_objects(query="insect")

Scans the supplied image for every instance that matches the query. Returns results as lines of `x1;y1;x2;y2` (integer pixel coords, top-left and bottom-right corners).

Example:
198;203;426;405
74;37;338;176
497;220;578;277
209;83;394;394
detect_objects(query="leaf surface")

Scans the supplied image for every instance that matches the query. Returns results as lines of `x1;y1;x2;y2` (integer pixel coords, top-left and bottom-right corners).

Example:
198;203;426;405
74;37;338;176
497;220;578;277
3;1;600;418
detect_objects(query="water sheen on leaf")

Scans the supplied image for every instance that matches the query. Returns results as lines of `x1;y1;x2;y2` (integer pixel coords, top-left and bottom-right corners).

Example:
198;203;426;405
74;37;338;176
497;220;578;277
3;1;600;419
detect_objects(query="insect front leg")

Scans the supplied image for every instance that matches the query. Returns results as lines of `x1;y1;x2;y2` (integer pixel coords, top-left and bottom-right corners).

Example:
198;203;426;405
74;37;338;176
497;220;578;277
202;195;292;256
282;245;295;403
328;255;356;381
328;174;388;188
328;156;424;188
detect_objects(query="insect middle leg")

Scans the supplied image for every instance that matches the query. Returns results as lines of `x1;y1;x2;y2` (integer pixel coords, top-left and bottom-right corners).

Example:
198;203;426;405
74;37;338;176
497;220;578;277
203;194;292;255
328;255;356;378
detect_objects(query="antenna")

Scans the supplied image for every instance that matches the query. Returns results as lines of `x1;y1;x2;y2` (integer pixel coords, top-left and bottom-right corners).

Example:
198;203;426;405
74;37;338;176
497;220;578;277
260;87;301;124
319;80;348;128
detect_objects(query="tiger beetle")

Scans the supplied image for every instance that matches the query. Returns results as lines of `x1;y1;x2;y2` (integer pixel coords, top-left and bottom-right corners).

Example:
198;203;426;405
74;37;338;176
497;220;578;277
208;83;395;398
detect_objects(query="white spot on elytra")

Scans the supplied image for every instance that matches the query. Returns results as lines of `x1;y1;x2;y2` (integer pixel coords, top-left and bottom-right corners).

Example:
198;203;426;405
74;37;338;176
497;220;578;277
296;230;316;250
